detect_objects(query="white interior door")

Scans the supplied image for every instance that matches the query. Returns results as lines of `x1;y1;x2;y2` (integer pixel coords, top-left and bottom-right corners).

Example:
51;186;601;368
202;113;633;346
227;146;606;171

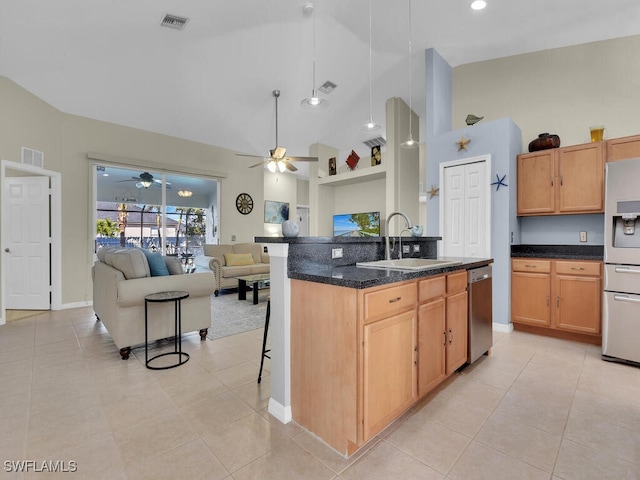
5;176;50;310
441;158;490;258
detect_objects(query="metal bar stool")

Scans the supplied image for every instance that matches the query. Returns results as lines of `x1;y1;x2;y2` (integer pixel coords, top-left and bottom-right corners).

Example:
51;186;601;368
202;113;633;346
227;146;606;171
257;296;270;383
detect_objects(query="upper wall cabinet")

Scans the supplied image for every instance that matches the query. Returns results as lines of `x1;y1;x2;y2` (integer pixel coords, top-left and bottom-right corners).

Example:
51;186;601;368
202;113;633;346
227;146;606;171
517;142;604;216
606;134;640;162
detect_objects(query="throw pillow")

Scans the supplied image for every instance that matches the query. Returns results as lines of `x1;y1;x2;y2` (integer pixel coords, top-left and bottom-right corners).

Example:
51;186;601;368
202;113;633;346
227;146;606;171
224;252;254;266
164;256;184;275
139;248;170;276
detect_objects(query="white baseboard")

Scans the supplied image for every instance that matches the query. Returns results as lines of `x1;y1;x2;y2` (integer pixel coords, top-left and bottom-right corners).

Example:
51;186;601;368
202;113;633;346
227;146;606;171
493;322;514;333
56;301;92;310
268;398;292;424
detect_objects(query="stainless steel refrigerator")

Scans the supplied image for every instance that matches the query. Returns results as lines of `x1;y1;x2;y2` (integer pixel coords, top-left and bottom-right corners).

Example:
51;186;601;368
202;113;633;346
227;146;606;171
602;158;640;366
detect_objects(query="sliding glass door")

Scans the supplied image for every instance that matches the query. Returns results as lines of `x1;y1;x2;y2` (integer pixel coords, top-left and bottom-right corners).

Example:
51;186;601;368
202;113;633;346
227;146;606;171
95;165;219;263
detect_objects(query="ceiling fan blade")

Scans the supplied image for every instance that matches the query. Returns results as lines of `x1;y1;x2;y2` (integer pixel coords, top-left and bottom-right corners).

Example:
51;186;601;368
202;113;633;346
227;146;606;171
285;156;319;162
249;161;267;168
271;146;287;160
236;153;266;159
283;161;298;172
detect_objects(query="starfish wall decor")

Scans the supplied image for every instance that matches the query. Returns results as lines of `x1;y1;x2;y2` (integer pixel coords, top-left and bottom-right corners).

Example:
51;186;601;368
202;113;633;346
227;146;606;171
491;173;508;191
428;184;440;199
456;135;470;151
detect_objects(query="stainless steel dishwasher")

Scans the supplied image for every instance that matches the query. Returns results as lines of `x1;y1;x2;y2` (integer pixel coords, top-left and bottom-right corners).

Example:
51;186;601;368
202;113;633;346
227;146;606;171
467;265;493;363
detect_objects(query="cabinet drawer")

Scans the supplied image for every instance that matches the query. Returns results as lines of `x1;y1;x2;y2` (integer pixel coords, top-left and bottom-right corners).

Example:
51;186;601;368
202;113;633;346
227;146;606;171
512;259;551;273
556;260;601;276
446;271;467;295
363;283;417;324
419;276;446;303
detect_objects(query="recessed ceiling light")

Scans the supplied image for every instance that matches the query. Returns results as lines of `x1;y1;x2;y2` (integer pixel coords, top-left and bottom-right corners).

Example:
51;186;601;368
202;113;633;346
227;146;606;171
471;0;487;10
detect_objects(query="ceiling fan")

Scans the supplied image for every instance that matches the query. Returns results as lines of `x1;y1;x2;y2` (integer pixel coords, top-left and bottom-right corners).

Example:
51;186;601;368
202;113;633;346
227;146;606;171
117;172;171;189
236;90;318;172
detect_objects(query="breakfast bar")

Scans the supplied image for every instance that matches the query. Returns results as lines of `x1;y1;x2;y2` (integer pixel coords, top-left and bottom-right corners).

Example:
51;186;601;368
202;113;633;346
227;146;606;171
257;235;492;457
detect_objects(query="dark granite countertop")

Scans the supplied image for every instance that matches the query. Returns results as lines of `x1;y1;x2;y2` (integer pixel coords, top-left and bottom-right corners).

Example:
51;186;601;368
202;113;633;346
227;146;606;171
511;244;603;260
255;236;442;244
289;257;493;289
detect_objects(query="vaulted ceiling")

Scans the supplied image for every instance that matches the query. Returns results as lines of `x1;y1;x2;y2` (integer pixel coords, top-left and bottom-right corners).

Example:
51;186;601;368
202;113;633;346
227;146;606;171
2;0;639;176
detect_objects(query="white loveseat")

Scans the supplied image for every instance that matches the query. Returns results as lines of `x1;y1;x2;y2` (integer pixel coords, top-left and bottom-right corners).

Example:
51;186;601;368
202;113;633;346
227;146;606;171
193;243;269;295
92;247;216;359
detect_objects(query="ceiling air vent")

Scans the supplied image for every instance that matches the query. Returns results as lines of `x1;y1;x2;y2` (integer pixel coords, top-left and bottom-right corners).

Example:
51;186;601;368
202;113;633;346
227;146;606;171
318;81;337;94
160;13;189;30
363;136;386;148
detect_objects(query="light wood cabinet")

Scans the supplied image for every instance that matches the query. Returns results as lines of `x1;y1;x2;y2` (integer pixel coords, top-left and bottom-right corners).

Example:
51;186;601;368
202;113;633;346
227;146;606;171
511;258;602;343
606;134;640;162
417;271;468;396
517;142;604;216
291;268;472;455
511;259;551;327
363;310;417;440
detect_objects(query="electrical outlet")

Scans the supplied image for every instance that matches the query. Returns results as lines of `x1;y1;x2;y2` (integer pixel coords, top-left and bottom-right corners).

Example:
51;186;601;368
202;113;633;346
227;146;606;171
580;231;587;242
331;248;343;259
413;244;420;253
231;234;236;241
402;245;410;254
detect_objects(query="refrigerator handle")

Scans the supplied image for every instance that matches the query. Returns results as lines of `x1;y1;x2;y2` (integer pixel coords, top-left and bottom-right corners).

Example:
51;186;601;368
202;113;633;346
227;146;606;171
614;267;640;274
613;294;640;304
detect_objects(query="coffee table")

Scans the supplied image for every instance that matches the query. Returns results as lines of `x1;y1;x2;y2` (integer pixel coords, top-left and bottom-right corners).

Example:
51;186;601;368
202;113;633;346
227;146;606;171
236;273;270;305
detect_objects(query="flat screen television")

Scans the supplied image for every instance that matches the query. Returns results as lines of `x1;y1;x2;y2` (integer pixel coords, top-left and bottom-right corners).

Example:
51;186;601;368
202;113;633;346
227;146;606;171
333;211;381;237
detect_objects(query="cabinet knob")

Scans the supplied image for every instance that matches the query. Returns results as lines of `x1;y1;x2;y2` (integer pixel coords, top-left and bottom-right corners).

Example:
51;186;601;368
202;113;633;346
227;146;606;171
525;264;537;268
546;295;549;306
556;296;560;307
388;297;402;304
570;267;585;271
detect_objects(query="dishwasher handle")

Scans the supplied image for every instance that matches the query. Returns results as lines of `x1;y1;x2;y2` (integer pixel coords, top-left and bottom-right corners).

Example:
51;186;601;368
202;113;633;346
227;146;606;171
468;265;492;283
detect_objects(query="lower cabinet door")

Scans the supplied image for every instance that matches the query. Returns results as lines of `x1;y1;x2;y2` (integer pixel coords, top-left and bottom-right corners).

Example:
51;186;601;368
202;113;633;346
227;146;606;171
418;298;446;397
446;291;468;375
363;310;417;440
555;275;601;334
511;272;551;326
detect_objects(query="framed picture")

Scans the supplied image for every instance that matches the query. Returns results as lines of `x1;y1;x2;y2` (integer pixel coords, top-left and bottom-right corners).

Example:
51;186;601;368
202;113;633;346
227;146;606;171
371;145;381;166
264;200;289;224
328;157;337;176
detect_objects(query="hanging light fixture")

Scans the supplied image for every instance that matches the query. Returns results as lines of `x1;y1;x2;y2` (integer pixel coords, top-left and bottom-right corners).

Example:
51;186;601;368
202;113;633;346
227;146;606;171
177;188;193;198
361;0;380;132
301;3;328;110
401;0;418;149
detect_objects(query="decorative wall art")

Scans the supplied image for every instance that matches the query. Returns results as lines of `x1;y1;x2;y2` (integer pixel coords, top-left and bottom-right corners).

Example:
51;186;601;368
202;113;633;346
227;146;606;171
491;173;508;191
264;200;290;224
328;157;337;176
346;150;360;171
456;135;471;151
428;184;440;199
371;145;381;166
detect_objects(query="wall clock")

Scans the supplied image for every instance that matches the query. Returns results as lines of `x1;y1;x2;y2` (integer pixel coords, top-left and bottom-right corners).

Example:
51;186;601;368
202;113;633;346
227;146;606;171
236;193;253;215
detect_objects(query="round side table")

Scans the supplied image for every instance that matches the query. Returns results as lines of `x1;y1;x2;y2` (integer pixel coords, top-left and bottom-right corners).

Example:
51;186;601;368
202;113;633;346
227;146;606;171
144;290;190;370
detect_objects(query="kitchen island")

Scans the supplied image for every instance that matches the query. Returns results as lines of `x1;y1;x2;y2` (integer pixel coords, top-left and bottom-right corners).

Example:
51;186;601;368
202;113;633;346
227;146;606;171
256;236;492;457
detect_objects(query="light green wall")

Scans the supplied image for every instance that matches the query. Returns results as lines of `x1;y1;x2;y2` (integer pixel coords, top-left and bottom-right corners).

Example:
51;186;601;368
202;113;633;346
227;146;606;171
0;76;265;308
452;35;640;151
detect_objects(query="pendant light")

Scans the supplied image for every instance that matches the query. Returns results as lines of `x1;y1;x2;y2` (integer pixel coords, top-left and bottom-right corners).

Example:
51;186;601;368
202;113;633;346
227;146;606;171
361;0;380;132
301;3;328;110
401;0;418;149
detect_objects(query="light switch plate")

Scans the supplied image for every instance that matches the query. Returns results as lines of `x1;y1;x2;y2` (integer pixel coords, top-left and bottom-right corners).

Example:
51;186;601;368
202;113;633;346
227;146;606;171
580;231;587;242
332;248;343;259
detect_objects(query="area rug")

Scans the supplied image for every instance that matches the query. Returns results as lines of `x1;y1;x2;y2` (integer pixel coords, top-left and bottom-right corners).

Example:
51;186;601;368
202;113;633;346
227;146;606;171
208;289;269;340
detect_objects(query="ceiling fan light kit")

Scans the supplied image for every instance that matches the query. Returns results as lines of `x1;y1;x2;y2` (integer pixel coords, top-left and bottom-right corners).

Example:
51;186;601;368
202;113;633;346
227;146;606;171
235;89;319;173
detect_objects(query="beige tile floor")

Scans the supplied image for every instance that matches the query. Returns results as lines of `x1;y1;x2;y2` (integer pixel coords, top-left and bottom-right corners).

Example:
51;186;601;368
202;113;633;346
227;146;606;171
1;307;640;479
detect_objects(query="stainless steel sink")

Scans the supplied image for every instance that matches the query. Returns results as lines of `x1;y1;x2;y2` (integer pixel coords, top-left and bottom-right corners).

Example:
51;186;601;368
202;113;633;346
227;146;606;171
356;258;462;271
